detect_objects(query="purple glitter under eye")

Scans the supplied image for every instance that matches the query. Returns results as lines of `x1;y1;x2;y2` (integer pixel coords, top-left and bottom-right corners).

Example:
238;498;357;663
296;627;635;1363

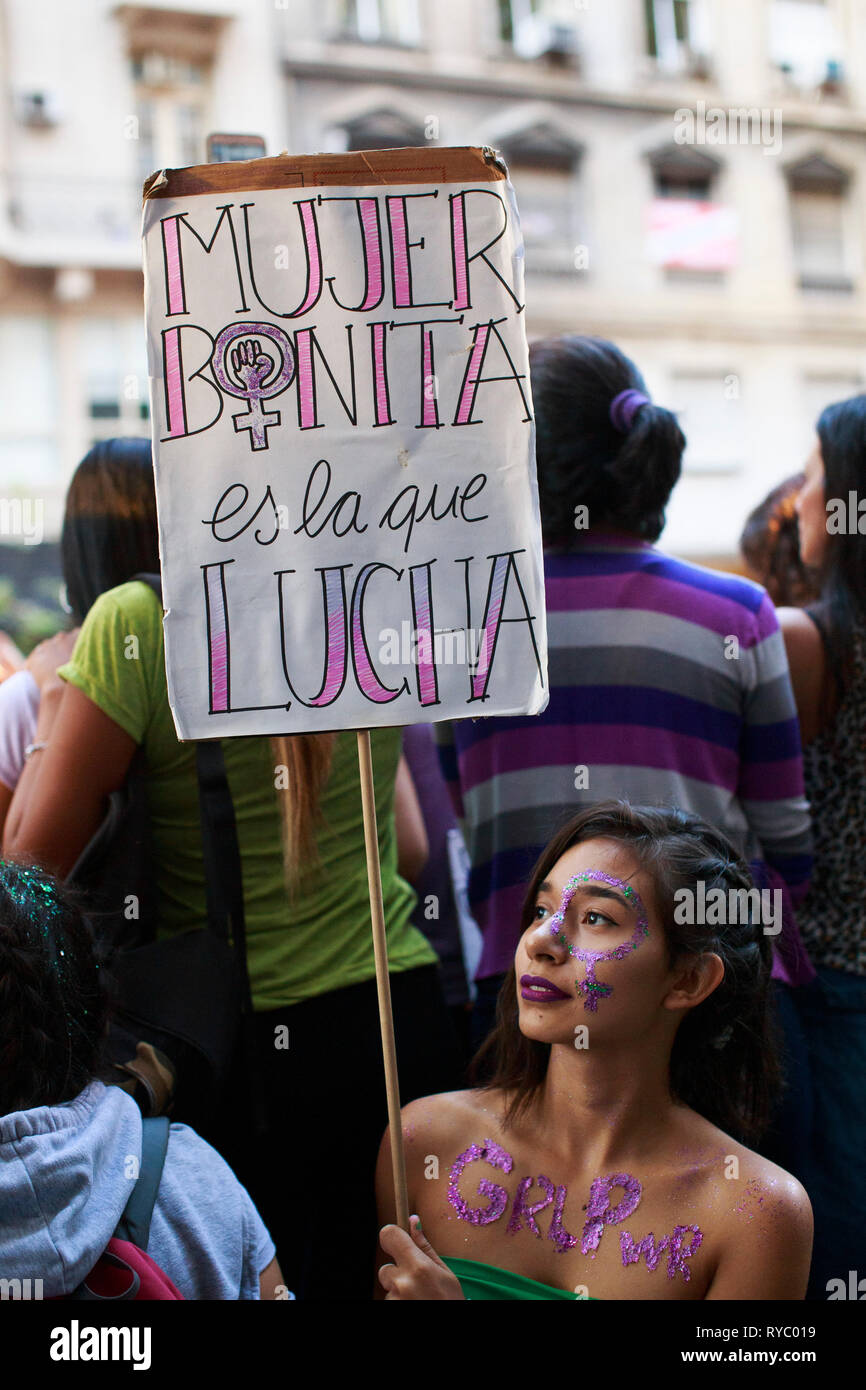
546;869;650;1012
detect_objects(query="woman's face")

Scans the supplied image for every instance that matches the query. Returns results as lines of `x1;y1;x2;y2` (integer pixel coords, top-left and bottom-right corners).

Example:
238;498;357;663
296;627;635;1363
795;439;827;569
515;836;675;1047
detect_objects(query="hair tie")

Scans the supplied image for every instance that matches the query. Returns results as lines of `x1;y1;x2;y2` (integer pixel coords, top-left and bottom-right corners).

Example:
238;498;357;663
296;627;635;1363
609;389;650;433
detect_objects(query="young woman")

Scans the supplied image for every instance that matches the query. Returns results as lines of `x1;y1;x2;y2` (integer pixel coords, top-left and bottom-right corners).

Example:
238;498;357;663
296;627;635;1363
376;802;813;1300
1;437;460;1302
0;435;159;838
436;335;812;1051
776;395;866;1295
0;860;282;1300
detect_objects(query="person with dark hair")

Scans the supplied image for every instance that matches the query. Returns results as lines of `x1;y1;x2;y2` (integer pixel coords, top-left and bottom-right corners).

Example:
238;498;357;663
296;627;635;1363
2;440;461;1300
375;802;813;1300
436;335;813;1047
740;474;820;610
0;860;283;1299
0;437;159;838
775;394;866;1296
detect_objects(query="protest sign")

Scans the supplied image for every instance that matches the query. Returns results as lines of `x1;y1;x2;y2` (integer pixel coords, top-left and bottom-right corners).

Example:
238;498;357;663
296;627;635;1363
142;146;548;740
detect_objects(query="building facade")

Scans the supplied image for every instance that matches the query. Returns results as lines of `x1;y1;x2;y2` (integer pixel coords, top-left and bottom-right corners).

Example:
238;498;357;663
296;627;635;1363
2;0;865;556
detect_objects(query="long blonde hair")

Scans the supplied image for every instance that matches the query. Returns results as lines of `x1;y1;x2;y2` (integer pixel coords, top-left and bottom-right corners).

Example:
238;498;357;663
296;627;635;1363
270;732;337;888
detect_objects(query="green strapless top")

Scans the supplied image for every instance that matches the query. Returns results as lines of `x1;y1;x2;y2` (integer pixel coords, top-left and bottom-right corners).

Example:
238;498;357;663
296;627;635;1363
441;1256;597;1301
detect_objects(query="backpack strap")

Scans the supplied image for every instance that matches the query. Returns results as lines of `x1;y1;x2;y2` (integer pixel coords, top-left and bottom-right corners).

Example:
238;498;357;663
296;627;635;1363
115;1116;170;1249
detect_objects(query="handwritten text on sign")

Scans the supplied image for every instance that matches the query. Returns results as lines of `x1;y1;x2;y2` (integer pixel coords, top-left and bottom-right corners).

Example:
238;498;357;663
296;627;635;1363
142;175;548;737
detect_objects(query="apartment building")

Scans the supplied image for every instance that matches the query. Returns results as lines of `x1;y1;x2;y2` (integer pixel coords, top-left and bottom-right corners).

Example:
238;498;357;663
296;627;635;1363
2;0;865;554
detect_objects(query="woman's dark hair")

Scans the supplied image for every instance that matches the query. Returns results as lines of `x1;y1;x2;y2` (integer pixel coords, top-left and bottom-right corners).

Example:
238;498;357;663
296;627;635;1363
529;336;686;548
812;394;866;699
60;437;159;625
472;801;780;1142
0;862;109;1114
739;472;818;609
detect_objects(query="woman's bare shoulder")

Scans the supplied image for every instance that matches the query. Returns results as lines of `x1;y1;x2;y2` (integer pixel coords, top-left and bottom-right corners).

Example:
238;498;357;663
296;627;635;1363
399;1087;507;1149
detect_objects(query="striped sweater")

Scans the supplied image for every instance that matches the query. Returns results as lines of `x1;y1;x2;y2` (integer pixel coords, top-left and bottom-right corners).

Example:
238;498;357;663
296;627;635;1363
436;532;813;981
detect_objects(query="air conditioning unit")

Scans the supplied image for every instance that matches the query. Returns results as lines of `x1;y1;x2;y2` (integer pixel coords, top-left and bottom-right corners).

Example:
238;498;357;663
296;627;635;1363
514;16;579;64
15;91;61;127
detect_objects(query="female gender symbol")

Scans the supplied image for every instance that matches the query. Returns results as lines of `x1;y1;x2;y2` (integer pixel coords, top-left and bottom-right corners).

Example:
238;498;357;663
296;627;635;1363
546;870;650;1013
211;322;296;451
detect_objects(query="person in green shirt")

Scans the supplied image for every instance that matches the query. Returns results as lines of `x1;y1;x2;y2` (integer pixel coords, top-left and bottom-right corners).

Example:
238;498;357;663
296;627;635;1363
3;441;462;1302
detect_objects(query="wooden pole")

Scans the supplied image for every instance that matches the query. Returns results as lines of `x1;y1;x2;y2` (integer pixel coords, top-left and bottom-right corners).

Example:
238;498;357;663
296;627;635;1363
356;728;410;1231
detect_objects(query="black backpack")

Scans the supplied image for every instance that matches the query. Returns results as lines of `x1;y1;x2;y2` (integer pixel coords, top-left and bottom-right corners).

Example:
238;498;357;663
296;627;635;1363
67;574;258;1138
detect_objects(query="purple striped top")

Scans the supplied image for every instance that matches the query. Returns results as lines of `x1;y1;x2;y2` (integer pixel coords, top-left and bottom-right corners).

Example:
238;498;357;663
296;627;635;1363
436;533;813;980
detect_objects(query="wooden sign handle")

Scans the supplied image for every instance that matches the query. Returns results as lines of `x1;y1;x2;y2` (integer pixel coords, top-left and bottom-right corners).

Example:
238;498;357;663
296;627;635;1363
356;729;410;1231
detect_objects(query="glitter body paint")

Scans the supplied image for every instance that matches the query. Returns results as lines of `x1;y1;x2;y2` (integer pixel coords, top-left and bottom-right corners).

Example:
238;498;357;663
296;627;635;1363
447;1139;513;1225
507;1175;554;1238
621;1225;704;1282
546;870;650;1012
449;1146;705;1281
581;1173;643;1256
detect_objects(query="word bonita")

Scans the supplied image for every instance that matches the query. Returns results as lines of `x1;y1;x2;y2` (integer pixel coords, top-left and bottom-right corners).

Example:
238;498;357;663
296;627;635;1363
673;882;782;936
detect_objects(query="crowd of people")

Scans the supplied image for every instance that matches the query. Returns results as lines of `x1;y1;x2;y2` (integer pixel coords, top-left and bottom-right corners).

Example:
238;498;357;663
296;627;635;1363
0;333;863;1302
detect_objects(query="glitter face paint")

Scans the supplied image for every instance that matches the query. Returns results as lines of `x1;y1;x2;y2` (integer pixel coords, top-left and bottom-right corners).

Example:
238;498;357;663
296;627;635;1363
581;1172;643;1256
546;869;650;1012
447;1139;513;1226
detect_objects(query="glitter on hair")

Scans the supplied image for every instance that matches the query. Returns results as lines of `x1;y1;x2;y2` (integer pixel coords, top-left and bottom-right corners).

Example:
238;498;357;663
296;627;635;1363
581;1172;643;1256
447;1139;513;1226
547;869;650;1012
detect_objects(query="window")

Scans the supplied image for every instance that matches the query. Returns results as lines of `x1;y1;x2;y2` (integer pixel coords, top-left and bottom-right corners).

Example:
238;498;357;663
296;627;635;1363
645;0;710;75
770;0;843;93
510;165;579;271
669;371;744;473
342;108;428;151
498;0;540;44
336;0;421;45
498;0;580;62
0;317;60;492
131;52;210;181
501;125;583;273
650;146;718;200
80;319;151;446
787;156;853;290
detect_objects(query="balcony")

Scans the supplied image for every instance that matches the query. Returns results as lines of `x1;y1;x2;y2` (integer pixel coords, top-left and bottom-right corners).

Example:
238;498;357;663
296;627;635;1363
1;174;142;270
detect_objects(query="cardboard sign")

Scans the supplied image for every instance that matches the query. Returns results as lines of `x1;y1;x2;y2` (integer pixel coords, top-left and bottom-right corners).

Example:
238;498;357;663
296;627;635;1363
142;147;548;739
